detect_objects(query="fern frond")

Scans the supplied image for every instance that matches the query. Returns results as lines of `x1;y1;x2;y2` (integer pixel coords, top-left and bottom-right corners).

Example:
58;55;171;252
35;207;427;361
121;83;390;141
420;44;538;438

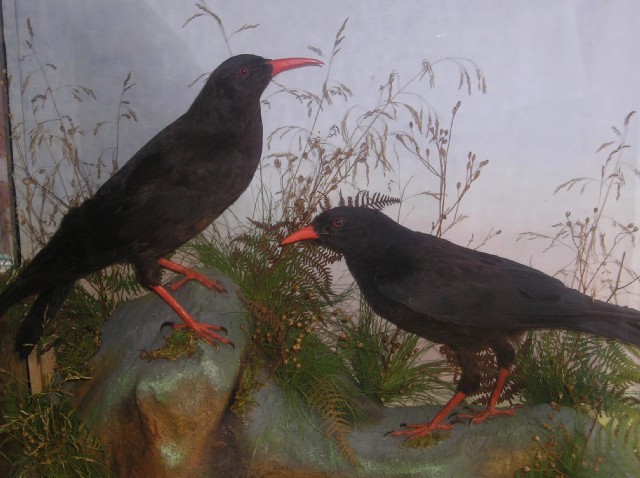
329;190;400;212
305;377;360;467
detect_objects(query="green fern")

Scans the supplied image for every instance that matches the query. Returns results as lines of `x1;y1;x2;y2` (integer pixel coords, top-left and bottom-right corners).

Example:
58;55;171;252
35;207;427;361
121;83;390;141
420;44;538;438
188;220;364;463
514;329;640;460
280;338;363;467
307;380;360;467
514;331;640;408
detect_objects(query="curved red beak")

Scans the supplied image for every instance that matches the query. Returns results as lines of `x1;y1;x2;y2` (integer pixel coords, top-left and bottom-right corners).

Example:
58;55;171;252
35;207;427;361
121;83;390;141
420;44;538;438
280;225;319;246
268;57;324;77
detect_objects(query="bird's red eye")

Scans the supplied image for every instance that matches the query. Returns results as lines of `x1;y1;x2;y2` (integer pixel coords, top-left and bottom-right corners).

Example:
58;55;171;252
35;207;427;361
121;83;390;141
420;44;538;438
239;67;250;76
332;217;344;229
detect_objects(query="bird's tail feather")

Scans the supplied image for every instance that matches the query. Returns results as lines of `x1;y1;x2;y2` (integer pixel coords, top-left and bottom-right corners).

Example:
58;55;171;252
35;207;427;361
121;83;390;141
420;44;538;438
0;236;86;318
562;300;640;347
0;271;54;319
15;281;74;359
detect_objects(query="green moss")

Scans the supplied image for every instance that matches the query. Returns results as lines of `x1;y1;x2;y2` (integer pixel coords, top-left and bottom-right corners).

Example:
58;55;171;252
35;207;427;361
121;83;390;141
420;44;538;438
139;328;200;362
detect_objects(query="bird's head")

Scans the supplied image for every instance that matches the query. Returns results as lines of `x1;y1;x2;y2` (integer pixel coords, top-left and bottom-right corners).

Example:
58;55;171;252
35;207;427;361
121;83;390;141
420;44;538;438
208;54;323;106
281;206;398;255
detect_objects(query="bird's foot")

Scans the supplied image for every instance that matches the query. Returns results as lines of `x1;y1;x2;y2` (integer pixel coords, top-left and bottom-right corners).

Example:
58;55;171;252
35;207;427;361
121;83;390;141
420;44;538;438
169;270;226;295
457;405;517;424
172;321;235;350
387;391;467;441
150;284;234;350
158;258;227;295
388;421;454;439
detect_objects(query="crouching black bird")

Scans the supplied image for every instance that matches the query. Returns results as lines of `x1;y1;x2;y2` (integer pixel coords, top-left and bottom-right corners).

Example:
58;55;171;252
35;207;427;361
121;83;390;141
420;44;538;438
281;206;640;439
1;54;323;359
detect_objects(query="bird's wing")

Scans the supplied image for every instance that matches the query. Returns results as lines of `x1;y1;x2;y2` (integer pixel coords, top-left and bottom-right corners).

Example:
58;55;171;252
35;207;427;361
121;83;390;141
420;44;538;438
55;121;247;267
374;235;590;329
96;123;245;246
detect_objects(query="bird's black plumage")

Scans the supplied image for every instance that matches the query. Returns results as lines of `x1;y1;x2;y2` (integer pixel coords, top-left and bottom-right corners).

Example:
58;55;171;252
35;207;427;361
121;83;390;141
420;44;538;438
282;206;640;437
1;54;322;358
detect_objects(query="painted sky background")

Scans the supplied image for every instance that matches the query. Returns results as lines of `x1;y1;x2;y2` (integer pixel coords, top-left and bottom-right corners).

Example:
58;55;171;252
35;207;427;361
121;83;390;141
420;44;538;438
2;0;639;305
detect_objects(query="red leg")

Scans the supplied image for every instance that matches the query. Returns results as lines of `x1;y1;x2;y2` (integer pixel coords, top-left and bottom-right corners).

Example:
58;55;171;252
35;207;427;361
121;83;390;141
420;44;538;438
151;285;233;348
158;258;226;294
457;367;516;423
390;391;467;439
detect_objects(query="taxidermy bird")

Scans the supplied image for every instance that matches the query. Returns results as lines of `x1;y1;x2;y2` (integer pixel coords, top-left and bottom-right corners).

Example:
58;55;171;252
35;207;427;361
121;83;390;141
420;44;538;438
1;54;323;358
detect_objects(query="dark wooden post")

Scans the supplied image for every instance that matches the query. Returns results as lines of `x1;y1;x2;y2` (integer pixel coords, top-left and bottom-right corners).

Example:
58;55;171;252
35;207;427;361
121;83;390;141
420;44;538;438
0;2;19;272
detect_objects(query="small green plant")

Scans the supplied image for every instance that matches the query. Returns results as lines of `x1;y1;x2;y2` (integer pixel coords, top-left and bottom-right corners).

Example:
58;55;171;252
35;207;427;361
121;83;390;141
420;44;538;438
335;300;452;406
278;334;364;467
0;374;113;478
517;421;607;478
514;332;640;415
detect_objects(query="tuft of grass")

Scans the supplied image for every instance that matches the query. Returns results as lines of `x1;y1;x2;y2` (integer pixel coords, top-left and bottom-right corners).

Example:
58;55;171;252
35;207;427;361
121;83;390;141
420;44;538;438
514;332;640;411
0;374;113;478
335;300;452;406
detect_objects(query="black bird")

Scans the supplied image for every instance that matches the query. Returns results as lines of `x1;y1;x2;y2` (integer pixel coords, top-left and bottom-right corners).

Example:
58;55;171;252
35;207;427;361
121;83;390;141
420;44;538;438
281;206;640;439
1;54;322;359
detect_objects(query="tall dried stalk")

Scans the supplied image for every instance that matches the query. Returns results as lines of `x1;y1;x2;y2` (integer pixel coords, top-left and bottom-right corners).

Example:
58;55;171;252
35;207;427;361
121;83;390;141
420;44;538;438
519;111;639;302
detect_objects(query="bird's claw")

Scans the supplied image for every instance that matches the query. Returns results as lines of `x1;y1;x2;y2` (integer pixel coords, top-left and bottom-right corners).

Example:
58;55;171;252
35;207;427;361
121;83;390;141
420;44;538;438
456;406;517;424
157;258;228;295
169;273;227;295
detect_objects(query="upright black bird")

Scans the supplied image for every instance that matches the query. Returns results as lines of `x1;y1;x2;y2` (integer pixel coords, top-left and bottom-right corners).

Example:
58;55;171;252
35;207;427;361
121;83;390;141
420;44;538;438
1;54;322;359
281;206;640;439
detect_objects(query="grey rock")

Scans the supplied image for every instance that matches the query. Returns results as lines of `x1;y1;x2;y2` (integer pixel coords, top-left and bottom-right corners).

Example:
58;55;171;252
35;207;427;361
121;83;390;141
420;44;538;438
230;380;640;478
72;268;247;478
